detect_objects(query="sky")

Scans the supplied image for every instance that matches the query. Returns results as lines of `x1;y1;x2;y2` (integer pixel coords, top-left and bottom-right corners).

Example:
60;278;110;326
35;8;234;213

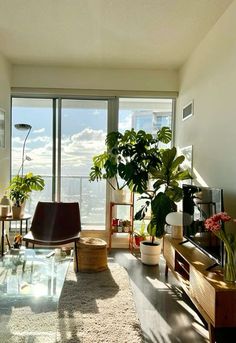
12;98;173;178
11;97;173;224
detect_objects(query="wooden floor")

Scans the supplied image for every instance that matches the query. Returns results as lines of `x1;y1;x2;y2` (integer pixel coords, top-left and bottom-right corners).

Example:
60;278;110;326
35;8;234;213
5;229;236;342
109;249;236;343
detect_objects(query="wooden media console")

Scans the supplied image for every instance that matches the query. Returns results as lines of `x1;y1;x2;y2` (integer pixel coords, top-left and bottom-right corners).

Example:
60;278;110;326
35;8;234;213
163;234;236;342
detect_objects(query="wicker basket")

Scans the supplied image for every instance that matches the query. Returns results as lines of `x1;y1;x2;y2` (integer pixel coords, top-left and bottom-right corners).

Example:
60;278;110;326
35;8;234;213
74;237;108;273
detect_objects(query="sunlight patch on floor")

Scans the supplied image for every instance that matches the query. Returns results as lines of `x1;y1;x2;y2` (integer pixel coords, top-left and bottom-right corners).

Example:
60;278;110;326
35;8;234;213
192;321;209;340
177;299;204;325
146;276;169;289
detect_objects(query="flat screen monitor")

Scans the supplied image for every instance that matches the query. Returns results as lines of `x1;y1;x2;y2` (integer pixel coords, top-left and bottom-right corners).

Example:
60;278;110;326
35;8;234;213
182;184;224;266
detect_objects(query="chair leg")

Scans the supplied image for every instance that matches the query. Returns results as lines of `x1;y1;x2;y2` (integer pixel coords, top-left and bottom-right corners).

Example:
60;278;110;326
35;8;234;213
74;240;79;273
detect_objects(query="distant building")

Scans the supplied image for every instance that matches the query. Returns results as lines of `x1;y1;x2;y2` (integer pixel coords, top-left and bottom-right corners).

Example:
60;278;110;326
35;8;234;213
131;110;171;133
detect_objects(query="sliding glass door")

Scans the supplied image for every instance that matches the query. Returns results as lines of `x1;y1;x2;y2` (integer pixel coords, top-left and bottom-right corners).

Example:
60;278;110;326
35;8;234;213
12;98;53;214
12;95;174;231
11;97;108;229
60;99;108;229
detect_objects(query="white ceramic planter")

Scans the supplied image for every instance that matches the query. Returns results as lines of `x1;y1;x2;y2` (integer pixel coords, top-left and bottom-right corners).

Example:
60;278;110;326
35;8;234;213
140;240;162;265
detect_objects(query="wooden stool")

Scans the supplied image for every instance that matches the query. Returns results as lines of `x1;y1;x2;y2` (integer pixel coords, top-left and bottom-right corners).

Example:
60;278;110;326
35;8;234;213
74;237;108;272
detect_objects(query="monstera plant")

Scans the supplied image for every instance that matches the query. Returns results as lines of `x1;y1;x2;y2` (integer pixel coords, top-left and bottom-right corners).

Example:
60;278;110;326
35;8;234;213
89;127;172;193
9;172;45;218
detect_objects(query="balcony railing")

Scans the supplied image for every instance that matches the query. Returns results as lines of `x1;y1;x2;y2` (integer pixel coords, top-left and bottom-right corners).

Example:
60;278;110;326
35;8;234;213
24;175;106;230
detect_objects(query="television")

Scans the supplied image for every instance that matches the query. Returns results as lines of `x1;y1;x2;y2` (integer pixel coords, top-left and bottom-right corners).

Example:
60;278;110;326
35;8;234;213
182;184;224;267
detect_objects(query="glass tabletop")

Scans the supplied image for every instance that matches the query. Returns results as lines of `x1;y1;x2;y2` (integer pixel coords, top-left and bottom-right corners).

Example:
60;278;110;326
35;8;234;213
0;247;72;300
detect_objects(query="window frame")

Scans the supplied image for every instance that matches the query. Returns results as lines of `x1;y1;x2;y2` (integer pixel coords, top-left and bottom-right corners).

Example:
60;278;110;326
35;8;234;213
11;92;176;234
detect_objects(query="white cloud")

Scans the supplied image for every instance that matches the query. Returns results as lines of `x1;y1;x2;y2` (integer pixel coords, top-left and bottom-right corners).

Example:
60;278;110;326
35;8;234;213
12;137;24;145
63;128;106;155
119;115;132;131
29;136;51;143
12;128;107;176
33;128;45;134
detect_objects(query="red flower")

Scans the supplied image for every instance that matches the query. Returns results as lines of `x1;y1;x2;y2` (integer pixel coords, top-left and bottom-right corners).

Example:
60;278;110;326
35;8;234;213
204;212;233;233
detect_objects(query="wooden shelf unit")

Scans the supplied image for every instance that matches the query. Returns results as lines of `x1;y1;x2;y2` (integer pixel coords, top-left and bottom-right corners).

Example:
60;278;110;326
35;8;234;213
163;234;236;343
108;200;134;252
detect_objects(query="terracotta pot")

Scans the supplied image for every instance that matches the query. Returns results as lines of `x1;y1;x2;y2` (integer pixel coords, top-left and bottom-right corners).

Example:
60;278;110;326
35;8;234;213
12;205;24;219
134;236;145;247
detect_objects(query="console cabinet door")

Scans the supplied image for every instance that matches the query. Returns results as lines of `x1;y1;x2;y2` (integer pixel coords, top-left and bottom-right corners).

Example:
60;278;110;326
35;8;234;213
163;237;175;269
190;268;216;324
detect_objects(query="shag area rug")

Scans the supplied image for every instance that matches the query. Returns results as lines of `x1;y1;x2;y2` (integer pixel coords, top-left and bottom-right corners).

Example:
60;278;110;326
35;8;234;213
0;262;143;343
56;262;143;342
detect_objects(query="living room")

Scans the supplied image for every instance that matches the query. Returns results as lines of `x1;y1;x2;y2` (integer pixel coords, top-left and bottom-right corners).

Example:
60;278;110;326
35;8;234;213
0;0;236;342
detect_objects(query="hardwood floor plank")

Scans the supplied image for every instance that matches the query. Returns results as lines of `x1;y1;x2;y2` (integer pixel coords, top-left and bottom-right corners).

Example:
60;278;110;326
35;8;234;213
109;249;211;342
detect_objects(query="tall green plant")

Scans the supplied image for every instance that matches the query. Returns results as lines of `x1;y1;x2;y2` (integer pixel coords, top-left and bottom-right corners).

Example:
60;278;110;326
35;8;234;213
89;127;172;193
135;147;192;242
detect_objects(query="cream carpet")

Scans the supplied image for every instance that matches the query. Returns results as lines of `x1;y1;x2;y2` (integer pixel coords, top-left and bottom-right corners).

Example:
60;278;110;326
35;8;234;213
0;263;143;343
56;262;143;343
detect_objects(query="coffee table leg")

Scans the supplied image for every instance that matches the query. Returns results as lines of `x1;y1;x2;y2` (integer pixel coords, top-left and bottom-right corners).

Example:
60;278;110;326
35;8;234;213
26;219;29;234
20;220;23;235
1;221;4;256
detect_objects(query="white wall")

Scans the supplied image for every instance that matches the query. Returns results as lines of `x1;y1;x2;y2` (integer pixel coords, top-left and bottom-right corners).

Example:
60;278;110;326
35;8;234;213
176;0;236;218
0;53;11;194
11;65;178;93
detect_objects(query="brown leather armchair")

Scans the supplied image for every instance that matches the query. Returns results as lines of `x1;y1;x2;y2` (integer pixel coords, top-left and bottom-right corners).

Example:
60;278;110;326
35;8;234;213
23;201;81;271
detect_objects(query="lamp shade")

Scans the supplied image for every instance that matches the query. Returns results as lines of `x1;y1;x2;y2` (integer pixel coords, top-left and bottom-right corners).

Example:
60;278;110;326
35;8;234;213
14;123;32;131
166;212;192;226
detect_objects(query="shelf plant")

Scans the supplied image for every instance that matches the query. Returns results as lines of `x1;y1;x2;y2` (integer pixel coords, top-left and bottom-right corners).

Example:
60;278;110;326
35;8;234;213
133;220;148;246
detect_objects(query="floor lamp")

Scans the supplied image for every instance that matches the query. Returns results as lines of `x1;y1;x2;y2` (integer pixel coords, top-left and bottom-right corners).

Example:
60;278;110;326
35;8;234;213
15;123;32;177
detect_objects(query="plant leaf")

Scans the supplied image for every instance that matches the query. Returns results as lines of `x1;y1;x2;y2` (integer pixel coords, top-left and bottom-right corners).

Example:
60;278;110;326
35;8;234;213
157;126;172;144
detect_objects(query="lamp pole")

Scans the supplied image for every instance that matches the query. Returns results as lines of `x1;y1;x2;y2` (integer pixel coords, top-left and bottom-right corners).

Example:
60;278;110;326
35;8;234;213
14;123;32;177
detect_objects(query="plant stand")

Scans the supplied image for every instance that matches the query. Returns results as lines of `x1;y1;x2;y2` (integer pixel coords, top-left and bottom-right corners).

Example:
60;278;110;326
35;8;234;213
108;197;134;252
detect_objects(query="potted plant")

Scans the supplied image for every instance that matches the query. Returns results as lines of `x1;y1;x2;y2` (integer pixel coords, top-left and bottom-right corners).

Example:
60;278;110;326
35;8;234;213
135;146;192;265
133;221;148;247
89;127;172;202
9;172;45;218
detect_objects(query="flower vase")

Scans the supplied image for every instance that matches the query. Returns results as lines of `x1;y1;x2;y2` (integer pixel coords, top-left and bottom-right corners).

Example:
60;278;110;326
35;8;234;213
224;246;236;283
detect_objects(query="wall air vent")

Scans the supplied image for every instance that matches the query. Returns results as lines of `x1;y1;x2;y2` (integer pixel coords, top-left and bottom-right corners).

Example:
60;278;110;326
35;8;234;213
182;101;193;121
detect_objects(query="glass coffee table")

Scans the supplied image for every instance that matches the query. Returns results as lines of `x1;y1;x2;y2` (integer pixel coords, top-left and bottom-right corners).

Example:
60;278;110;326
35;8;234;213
0;247;72;300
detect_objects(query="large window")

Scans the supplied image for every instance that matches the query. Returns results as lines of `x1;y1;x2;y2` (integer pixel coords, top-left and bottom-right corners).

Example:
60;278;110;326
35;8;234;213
60;99;108;228
12;98;53;214
118;98;174;228
119;97;173;136
11;96;174;231
12;97;108;229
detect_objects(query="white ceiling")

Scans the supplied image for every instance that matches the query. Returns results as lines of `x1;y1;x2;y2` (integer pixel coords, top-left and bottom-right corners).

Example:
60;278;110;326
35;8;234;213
0;0;233;70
